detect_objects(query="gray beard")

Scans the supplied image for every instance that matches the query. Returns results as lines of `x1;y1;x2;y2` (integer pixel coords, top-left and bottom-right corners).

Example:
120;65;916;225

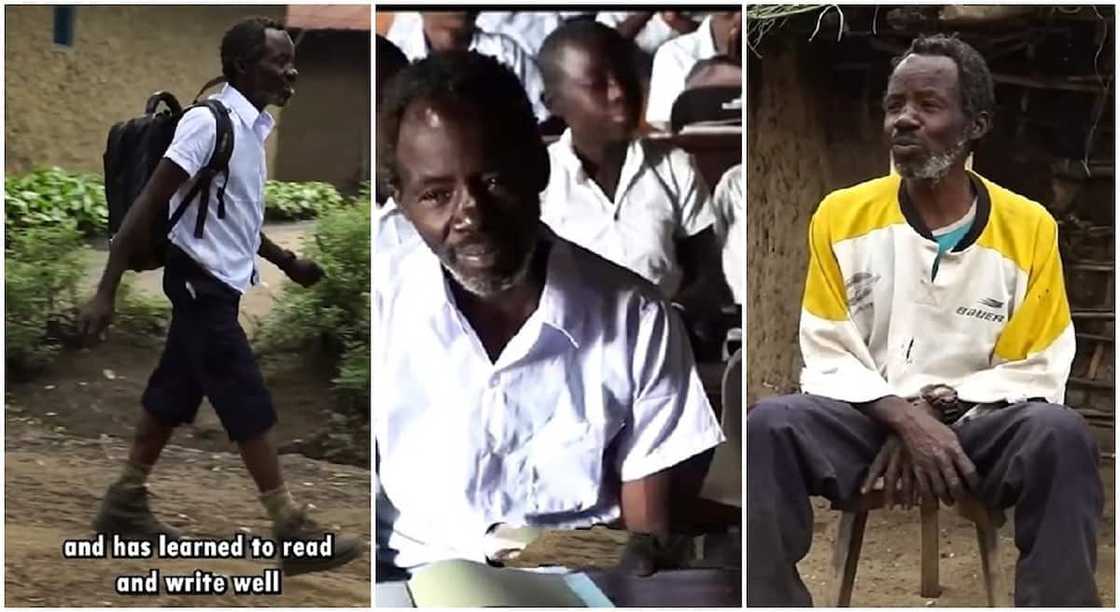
441;241;538;298
897;137;970;183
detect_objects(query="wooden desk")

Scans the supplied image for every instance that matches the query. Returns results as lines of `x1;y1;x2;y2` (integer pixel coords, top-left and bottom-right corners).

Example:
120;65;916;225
587;568;742;607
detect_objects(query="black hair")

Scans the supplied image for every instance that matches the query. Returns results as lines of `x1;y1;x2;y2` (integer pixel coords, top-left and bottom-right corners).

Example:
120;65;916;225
376;35;409;90
538;19;635;92
892;33;995;124
221;17;287;82
377;50;545;193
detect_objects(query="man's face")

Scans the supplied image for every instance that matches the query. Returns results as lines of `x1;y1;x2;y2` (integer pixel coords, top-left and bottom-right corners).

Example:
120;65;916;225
551;42;641;142
394;100;541;297
244;28;298;108
883;54;971;181
423;12;476;52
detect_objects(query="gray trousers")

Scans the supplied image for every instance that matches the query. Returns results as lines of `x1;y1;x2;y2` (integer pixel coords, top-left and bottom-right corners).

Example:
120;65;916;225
745;394;1103;606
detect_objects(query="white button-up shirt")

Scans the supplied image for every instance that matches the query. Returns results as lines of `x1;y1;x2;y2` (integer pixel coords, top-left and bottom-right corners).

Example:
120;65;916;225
386;12;549;122
540;130;715;297
164;84;273;293
373;229;724;569
645;15;718;128
712;164;744;305
596;12;684;55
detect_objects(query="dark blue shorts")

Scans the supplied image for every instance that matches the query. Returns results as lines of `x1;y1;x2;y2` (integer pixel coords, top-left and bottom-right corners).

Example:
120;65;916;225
141;247;275;442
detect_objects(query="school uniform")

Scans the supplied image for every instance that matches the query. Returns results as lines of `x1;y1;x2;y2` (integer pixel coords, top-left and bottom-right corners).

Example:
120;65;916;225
373;227;724;568
746;173;1102;606
540;129;715;298
386;12;549;123
711;164;744;305
645;15;718;128
142;84;276;443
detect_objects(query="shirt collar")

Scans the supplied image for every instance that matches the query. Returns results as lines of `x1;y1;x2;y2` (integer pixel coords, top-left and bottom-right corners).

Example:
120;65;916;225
217;84;275;135
408;224;586;349
555;129;646;190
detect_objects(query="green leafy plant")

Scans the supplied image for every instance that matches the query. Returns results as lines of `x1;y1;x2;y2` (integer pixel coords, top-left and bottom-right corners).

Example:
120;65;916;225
5;224;86;378
264;180;346;221
259;199;371;411
5;167;108;239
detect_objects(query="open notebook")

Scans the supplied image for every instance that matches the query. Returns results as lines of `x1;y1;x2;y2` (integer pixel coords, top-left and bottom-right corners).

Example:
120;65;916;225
377;559;613;608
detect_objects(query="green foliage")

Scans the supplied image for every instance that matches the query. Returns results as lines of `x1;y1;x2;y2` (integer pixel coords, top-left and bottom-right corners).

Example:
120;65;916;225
259;200;371;411
5;167;108;238
264;180;346;221
114;281;171;339
5;225;86;378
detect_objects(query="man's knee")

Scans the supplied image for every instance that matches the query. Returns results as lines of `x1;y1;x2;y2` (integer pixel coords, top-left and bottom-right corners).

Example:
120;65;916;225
746;394;805;436
1017;402;1097;454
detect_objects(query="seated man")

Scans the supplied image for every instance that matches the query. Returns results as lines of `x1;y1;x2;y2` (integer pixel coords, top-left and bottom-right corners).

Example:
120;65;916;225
374;51;723;574
645;11;741;130
386;11;549;123
746;35;1101;606
537;21;726;308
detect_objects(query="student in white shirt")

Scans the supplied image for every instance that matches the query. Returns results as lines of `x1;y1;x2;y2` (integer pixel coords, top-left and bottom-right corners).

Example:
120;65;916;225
711;164;744;305
476;11;592;58
596;11;698;55
78;17;360;576
386;11;549;123
645;11;741;129
537;20;726;306
374;50;724;574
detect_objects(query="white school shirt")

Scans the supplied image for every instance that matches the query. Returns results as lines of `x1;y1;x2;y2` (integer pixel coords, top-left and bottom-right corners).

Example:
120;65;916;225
476;11;591;57
373;229;724;569
712;164;745;305
163;84;273;293
596;12;683;55
645;15;718;128
540;130;715;298
386;12;549;122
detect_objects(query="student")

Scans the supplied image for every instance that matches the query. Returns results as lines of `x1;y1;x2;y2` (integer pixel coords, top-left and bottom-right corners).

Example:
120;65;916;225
386;11;549;123
78;17;361;576
746;35;1100;606
537;21;725;306
711;164;744;305
374;51;723;574
645;11;741;130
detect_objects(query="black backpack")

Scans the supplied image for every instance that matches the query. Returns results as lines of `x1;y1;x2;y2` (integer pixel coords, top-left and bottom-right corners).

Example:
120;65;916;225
104;79;235;270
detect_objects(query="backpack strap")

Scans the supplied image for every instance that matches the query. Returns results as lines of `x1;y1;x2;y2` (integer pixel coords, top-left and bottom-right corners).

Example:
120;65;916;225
168;100;235;239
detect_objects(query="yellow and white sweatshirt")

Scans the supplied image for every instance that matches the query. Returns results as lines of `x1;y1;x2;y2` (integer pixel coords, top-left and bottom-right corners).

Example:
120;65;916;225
799;172;1075;405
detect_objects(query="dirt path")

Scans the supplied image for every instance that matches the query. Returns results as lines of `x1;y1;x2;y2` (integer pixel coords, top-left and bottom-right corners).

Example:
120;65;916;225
5;426;370;606
7;219;371;606
797;462;1115;606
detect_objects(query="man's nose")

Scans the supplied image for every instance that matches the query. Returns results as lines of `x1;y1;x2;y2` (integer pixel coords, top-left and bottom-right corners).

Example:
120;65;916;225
286;67;299;83
893;104;919;130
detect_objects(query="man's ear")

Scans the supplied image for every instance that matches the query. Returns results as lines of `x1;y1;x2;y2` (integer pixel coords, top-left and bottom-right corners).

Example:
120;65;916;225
969;110;992;141
527;145;550;194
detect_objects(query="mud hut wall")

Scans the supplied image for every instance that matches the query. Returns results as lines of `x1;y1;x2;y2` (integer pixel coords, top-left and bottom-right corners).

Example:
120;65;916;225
5;5;286;176
272;30;371;193
747;43;887;404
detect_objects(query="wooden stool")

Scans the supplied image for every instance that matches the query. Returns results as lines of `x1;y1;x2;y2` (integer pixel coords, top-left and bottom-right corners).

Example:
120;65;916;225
830;489;1007;606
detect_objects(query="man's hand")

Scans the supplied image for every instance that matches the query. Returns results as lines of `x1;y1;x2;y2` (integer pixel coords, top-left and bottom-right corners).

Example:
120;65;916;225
895;398;978;505
862;435;919;509
77;292;115;346
284;257;324;288
617;532;690;577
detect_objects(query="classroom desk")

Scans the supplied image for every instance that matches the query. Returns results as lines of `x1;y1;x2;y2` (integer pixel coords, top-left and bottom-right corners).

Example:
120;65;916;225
587;568;742;607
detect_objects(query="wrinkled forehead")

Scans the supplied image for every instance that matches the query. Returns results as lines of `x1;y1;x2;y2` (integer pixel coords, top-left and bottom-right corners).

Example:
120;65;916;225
396;98;516;171
888;53;960;94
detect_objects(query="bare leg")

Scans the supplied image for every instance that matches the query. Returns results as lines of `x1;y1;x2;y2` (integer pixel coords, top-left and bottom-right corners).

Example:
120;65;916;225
238;428;284;493
128;410;176;467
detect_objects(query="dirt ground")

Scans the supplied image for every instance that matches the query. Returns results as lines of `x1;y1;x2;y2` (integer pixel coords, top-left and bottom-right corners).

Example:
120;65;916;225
797;462;1115;606
6;221;371;606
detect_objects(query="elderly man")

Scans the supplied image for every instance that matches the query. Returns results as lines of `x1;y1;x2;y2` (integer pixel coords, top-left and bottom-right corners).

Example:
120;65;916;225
746;34;1101;606
374;51;723;575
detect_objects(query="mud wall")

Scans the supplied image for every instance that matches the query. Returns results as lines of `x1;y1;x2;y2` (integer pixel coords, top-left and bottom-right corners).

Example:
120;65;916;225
272;30;370;193
5;5;286;176
746;43;887;404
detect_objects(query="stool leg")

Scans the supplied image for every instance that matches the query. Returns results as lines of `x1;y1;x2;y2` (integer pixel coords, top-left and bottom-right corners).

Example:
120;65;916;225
975;512;1001;606
920;500;942;598
832;511;869;606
